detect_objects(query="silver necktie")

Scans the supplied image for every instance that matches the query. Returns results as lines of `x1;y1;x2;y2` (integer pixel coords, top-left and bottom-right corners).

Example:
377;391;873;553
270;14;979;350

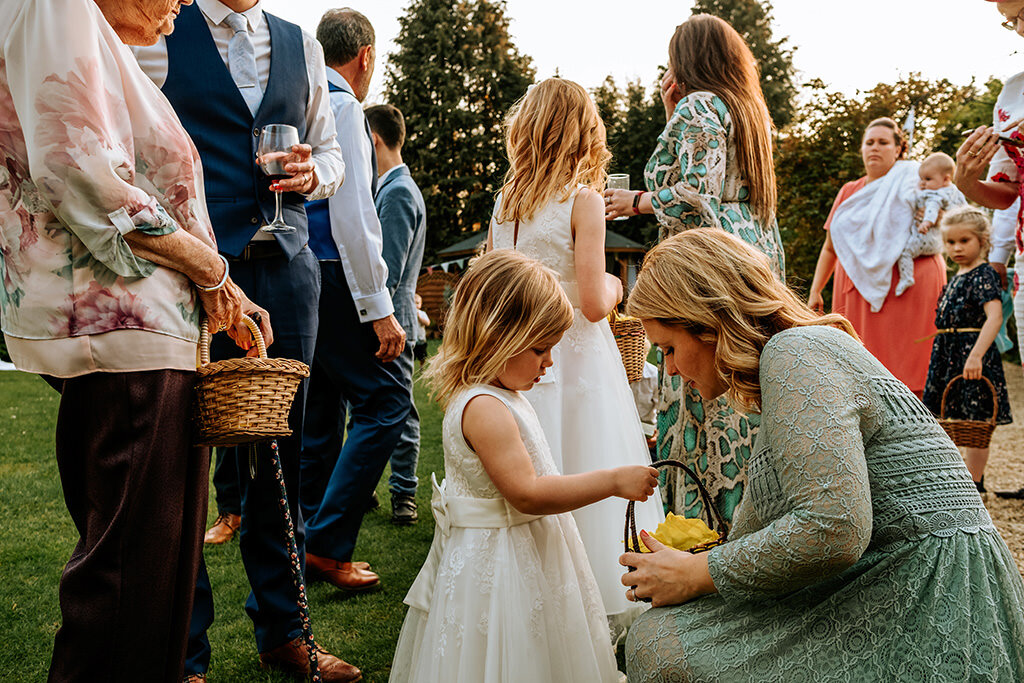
224;12;262;117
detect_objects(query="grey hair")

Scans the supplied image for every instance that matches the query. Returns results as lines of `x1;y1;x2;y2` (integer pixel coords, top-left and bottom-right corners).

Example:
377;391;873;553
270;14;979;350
316;8;375;67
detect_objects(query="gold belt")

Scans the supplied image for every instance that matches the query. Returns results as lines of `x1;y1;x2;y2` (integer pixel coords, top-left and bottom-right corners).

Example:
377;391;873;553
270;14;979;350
915;327;982;343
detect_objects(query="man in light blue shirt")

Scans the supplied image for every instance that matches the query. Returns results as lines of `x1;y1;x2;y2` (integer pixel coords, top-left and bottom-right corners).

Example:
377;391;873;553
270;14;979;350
366;103;427;524
301;8;410;591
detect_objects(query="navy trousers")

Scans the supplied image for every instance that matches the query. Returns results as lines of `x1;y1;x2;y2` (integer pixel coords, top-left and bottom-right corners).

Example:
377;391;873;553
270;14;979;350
301;260;411;562
185;247;319;674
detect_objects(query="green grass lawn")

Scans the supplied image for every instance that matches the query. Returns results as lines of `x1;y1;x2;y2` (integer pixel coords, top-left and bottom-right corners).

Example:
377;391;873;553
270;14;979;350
0;360;444;682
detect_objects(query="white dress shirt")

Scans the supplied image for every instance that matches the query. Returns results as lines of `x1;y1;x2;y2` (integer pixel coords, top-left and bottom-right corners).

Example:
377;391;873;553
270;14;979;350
991;199;1019;265
131;0;344;205
324;69;394;322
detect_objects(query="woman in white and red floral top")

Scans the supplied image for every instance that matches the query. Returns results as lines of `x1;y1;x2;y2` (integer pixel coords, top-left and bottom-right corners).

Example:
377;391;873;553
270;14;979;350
955;0;1024;499
0;0;269;680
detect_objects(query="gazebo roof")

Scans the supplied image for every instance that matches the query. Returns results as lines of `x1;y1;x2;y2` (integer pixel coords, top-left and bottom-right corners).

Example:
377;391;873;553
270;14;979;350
436;228;646;258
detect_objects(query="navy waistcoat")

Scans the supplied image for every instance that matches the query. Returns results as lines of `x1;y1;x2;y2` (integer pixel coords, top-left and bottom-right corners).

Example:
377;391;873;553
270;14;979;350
306;80;378;261
163;4;309;259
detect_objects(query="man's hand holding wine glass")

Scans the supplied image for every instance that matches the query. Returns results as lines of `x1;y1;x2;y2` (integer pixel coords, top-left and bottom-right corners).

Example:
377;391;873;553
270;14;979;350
259;142;319;195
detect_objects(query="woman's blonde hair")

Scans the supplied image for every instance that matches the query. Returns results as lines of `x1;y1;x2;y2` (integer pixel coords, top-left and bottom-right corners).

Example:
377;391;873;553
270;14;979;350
626;229;858;409
497;78;611;223
941;205;992;257
424;250;574;407
669;15;776;226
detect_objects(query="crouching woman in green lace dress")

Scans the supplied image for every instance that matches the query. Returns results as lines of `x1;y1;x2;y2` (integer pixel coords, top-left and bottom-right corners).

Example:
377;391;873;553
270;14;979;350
620;229;1024;682
605;14;785;525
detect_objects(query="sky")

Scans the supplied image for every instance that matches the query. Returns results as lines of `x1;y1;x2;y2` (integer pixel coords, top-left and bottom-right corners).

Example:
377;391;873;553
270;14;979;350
260;0;1024;104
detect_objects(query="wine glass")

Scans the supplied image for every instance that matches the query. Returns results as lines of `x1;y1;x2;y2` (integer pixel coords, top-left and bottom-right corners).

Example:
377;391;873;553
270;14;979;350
607;173;630;221
257;124;300;233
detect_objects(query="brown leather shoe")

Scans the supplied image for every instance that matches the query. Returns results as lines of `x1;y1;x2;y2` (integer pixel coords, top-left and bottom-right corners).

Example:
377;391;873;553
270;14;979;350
259;636;362;682
203;512;241;545
306;552;380;591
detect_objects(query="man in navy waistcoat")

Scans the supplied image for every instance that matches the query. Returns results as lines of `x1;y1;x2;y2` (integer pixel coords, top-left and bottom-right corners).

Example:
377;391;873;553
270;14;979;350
300;9;411;592
133;1;361;681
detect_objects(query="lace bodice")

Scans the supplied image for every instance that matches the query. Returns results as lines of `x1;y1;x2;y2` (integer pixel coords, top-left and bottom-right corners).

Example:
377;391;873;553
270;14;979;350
442;385;561;499
490;189;580;304
707;325;993;602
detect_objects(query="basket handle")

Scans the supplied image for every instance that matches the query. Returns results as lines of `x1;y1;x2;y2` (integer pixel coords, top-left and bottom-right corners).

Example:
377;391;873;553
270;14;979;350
939;374;998;425
199;314;267;366
624;459;729;556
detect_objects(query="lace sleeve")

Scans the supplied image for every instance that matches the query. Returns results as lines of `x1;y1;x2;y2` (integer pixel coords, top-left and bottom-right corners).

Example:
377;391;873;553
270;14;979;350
706;330;874;603
647;92;726;232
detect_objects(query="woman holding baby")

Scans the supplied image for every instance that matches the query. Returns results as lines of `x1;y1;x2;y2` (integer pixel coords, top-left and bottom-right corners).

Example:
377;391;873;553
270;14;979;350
806;117;947;396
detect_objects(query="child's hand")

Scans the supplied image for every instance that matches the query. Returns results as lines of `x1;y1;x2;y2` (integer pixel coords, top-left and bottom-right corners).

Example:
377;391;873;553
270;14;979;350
918;220;933;234
614;466;659;501
963;356;984;380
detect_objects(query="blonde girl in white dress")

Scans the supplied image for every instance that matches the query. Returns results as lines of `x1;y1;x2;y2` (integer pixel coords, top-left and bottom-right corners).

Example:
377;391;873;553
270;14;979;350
389;250;659;683
488;78;665;630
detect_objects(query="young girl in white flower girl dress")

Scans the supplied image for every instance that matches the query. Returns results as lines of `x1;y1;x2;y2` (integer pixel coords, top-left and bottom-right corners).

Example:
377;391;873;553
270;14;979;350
389;250;658;683
488;78;664;631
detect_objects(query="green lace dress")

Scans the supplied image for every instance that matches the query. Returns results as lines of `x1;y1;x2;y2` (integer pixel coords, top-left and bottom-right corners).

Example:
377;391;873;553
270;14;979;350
643;91;785;524
626;326;1024;682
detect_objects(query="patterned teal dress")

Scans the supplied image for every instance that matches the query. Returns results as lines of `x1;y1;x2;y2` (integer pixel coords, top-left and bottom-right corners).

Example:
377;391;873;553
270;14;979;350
626;327;1024;682
643;91;785;525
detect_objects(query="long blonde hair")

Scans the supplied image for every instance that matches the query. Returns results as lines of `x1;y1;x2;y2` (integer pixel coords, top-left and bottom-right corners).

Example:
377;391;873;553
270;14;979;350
497;78;611;223
424;250;574;407
626;229;858;409
669;15;776;225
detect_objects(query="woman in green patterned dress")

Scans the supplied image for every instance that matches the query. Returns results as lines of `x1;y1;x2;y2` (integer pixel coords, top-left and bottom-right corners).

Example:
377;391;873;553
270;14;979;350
605;14;784;525
620;229;1024;682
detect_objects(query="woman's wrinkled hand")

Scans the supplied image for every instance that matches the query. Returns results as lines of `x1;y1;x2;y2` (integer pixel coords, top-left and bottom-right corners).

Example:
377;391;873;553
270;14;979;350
198;281;274;356
603;188;635;220
660;69;682;120
955;126;1001;190
619;531;716;607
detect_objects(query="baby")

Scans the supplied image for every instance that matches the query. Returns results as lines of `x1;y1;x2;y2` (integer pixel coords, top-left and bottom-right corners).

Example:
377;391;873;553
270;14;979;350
896;152;966;296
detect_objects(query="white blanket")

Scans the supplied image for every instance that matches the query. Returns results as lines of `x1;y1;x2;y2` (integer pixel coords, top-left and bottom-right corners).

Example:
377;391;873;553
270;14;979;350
830;160;920;312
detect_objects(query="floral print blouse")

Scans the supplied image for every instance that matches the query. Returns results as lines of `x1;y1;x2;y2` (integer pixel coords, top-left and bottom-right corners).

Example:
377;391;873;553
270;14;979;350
0;0;216;376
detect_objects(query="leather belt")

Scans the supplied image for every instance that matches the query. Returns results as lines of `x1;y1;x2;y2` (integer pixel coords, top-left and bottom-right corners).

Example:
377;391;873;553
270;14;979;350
228;241;283;261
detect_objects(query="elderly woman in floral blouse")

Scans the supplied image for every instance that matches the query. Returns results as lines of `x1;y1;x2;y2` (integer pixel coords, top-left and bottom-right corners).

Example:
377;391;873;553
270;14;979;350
0;0;269;680
604;14;784;527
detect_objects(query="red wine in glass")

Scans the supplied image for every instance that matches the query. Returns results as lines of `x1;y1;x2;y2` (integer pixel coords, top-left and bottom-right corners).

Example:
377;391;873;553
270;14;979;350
257;124;300;233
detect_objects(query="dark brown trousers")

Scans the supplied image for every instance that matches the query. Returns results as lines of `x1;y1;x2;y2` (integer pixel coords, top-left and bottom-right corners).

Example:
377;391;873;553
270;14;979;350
46;370;209;683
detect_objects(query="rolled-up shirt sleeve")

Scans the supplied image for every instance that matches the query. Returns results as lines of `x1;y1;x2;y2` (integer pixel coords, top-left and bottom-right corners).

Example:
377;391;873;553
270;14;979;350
6;0;183;278
327;85;393;322
302;36;344;201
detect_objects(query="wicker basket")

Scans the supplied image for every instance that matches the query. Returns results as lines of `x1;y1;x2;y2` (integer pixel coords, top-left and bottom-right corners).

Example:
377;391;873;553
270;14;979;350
938;374;998;449
625;459;728;557
193;315;310;447
624;459;727;603
609;311;647;382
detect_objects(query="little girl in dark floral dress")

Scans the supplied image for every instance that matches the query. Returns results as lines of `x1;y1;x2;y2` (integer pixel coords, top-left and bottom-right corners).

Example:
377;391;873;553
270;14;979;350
923;207;1013;495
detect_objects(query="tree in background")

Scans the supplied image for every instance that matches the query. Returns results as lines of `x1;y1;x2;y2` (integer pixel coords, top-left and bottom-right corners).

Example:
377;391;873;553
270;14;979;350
385;0;535;259
691;0;797;128
775;75;992;296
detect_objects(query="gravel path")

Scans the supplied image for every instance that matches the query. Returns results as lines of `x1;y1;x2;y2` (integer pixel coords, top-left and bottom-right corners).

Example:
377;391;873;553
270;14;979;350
983;361;1024;573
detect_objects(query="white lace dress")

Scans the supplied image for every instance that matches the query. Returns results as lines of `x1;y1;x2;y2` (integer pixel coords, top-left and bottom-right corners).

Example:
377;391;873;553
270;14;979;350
389;385;619;683
490;188;665;623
